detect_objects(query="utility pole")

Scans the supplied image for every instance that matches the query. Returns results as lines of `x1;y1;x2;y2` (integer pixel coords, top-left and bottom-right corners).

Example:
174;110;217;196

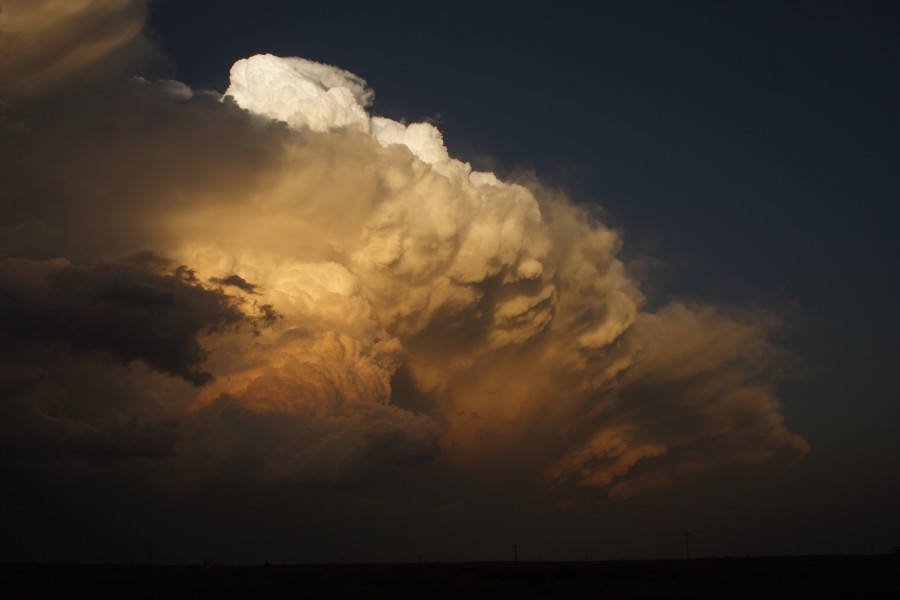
513;544;518;562
682;532;692;560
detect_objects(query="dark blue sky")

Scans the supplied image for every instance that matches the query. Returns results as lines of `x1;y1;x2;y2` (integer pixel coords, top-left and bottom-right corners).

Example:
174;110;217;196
148;0;899;483
148;0;898;307
145;0;900;558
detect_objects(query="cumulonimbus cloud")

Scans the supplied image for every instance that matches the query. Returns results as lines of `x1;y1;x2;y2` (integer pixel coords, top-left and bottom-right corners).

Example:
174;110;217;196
0;5;807;497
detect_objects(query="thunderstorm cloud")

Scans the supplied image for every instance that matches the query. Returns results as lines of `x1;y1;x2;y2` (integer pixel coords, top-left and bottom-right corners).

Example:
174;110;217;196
0;1;807;499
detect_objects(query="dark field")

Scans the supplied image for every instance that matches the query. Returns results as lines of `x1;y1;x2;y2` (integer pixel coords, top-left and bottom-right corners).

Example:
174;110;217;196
3;556;899;598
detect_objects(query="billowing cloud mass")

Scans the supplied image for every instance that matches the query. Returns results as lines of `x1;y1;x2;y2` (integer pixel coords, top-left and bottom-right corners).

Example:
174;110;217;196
0;4;807;500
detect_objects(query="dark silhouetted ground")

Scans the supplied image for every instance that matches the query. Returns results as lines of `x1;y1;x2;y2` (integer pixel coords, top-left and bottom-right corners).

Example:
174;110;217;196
2;555;899;598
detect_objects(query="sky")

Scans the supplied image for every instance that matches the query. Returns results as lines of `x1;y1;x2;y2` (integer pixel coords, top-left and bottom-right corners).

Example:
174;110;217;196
0;0;897;563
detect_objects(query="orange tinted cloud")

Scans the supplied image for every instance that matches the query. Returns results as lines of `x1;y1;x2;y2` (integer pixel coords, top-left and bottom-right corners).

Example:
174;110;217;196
0;5;807;498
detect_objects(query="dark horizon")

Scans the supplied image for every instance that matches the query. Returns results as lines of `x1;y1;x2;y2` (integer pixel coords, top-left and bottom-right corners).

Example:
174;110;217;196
4;556;900;599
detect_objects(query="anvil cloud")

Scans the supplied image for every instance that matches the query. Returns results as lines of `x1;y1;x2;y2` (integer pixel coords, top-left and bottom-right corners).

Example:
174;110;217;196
0;0;807;500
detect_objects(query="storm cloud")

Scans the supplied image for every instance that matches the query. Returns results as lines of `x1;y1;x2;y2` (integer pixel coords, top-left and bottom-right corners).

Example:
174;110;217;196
0;1;807;499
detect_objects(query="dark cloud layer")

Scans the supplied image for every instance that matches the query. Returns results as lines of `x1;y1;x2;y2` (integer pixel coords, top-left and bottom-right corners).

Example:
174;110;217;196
210;273;259;294
0;252;255;385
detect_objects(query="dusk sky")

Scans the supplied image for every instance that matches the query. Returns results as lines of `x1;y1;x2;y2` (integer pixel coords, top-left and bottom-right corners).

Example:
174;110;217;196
0;0;897;564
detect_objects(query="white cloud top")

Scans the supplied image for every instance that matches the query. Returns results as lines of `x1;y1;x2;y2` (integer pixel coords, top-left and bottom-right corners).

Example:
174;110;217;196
226;54;476;177
226;55;372;132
